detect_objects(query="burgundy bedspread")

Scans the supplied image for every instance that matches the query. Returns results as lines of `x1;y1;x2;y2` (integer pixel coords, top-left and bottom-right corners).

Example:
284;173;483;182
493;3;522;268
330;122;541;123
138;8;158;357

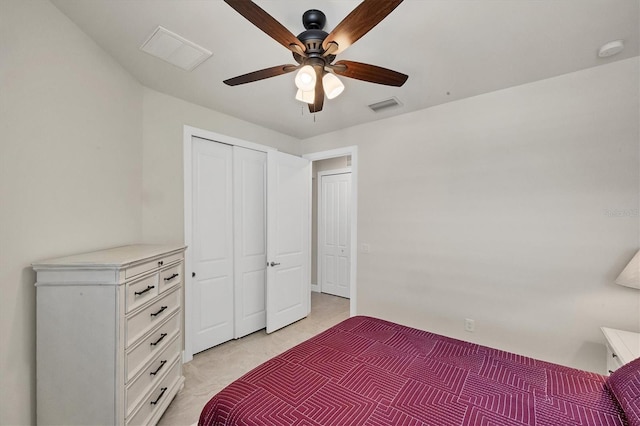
199;316;627;425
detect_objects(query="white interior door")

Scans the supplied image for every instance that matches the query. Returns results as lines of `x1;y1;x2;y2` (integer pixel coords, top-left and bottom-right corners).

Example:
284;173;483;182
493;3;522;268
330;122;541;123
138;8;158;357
266;151;311;333
319;172;351;298
191;137;234;353
233;146;267;338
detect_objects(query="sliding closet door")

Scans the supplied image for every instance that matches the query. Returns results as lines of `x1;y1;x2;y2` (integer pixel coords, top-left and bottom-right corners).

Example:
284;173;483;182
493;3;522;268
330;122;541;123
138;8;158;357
188;135;311;353
191;137;234;354
266;151;311;333
233;146;267;338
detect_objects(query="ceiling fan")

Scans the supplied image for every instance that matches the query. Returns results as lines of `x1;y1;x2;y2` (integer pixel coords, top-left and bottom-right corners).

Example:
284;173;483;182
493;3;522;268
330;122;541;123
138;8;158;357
223;0;408;113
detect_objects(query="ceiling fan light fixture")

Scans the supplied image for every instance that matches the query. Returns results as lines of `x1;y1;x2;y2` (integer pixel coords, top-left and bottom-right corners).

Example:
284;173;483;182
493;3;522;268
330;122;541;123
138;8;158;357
295;65;316;91
223;0;409;113
295;89;315;104
323;73;345;99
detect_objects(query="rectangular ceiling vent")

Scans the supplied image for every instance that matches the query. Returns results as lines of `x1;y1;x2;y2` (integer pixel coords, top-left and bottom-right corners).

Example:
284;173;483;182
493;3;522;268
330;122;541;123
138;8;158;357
140;26;212;71
368;96;403;113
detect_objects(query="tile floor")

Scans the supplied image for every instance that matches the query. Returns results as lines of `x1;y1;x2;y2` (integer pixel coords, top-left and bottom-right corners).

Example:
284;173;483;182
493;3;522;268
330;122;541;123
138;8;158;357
158;292;350;425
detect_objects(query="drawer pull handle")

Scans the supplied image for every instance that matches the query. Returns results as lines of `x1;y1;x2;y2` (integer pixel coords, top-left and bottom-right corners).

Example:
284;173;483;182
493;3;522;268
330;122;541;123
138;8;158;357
158;260;164;266
609;370;615;374
134;285;155;296
151;306;168;317
150;333;168;346
612;353;618;359
150;360;167;376
150;387;168;405
164;273;179;282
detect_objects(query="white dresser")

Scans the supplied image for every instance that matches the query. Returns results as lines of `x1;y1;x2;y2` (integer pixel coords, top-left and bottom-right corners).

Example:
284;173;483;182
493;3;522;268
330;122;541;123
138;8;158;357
33;244;186;425
601;326;640;374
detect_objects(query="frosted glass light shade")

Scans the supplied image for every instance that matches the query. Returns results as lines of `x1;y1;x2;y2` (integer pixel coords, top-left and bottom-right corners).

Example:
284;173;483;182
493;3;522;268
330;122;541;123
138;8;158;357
323;73;345;99
295;65;316;91
295;89;315;104
615;250;640;289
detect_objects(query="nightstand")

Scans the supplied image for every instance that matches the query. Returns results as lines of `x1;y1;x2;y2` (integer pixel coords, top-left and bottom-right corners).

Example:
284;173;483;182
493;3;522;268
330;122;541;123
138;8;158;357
601;327;640;374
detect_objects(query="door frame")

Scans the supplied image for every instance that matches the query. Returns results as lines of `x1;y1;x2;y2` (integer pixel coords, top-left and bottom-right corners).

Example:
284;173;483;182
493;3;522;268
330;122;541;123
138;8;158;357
183;125;276;363
317;168;351;297
303;147;358;317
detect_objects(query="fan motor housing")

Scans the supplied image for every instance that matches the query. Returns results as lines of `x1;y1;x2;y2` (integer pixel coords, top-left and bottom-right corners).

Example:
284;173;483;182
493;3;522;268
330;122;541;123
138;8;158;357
295;10;336;64
297;29;328;54
297;9;333;59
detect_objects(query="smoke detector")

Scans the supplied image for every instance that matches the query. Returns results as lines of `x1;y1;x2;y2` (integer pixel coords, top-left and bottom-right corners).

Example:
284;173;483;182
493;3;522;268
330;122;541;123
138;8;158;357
598;40;624;58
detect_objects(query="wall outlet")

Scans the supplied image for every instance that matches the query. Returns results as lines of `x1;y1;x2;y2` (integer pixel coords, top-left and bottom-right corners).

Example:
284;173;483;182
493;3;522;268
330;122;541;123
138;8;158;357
361;243;371;253
464;318;475;332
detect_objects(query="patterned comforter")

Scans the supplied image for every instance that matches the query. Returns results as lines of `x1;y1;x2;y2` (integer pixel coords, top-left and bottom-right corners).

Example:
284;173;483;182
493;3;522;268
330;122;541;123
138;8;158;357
199;316;628;425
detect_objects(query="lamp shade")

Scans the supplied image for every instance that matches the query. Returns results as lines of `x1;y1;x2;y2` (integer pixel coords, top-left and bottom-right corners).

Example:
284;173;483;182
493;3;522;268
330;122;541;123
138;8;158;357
322;73;345;99
295;89;315;104
615;250;640;289
294;65;316;91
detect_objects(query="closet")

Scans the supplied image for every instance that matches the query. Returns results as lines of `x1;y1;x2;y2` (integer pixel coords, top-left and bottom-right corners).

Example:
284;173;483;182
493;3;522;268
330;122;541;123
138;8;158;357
188;135;310;355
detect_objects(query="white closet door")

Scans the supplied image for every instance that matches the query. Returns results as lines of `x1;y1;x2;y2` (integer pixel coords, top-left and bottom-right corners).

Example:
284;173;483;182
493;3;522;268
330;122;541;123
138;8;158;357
191;137;234;353
266;151;311;333
233;146;267;338
320;172;351;298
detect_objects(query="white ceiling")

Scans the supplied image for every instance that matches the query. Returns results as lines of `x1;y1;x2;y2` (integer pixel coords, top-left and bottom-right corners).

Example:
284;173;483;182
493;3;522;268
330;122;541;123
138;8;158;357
51;0;639;140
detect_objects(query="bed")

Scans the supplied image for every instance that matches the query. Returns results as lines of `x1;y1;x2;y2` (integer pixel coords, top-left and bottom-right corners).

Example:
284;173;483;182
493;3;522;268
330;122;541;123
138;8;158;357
199;316;640;426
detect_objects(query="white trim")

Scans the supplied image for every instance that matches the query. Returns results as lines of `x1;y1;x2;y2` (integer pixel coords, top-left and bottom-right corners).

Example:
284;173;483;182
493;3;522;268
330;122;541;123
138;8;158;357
182;126;193;364
310;283;320;293
317;168;351;297
184;125;277;152
318;167;352;176
303;146;358;317
183;125;277;363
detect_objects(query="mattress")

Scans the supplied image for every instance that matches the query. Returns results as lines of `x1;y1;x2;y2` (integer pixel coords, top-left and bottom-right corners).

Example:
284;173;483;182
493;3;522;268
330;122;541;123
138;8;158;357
199;316;633;425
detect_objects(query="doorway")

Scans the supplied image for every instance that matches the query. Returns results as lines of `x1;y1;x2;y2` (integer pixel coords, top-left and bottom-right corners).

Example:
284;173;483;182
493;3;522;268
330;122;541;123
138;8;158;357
314;163;351;298
303;147;358;317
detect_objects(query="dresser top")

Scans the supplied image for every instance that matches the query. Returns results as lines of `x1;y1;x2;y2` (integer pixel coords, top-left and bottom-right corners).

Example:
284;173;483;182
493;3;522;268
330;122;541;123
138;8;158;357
32;244;186;270
601;326;640;365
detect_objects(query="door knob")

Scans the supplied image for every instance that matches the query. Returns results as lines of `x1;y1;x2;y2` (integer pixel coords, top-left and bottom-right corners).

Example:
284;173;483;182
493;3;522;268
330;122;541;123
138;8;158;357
270;262;281;267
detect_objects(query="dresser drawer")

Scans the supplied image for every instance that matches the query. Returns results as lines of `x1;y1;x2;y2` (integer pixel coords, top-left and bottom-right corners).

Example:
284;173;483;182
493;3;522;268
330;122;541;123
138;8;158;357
126;273;159;313
125;336;180;417
126;358;181;426
159;263;182;294
126;313;180;381
126;288;180;347
125;252;183;279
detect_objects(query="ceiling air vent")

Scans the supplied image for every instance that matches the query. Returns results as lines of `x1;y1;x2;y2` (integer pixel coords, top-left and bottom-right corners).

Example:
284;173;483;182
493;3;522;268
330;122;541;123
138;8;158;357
140;26;212;71
368;96;403;113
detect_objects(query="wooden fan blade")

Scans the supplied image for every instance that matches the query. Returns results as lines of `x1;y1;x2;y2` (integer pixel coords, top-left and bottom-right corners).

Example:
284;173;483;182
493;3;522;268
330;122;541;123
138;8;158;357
224;0;306;54
308;65;324;113
322;0;403;55
332;60;408;87
224;64;298;86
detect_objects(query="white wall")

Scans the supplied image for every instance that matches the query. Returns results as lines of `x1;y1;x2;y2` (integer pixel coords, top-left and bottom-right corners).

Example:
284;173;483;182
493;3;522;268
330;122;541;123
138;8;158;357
301;58;640;373
141;88;301;243
0;3;303;424
0;1;144;424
